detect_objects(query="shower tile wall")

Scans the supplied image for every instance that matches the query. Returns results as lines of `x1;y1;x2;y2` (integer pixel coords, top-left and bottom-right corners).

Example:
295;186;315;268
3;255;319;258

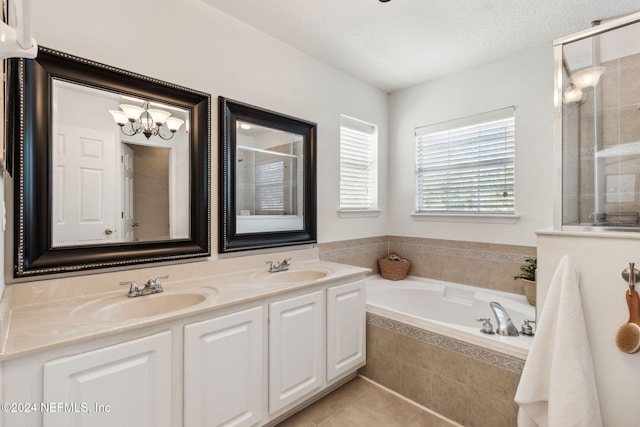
319;236;536;295
573;52;640;224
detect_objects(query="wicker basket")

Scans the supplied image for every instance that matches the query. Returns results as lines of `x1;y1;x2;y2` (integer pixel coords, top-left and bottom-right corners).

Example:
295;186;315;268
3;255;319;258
378;256;410;281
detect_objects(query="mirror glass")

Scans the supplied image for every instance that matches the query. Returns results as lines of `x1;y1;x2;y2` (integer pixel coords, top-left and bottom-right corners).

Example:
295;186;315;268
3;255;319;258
51;80;190;246
235;120;304;234
9;47;210;278
219;97;316;252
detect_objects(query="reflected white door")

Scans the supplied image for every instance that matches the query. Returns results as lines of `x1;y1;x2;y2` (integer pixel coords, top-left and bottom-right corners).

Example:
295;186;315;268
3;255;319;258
121;144;135;242
52;125;117;246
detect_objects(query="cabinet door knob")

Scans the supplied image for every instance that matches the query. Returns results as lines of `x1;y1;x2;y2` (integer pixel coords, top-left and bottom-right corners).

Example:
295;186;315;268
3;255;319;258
105;228;114;235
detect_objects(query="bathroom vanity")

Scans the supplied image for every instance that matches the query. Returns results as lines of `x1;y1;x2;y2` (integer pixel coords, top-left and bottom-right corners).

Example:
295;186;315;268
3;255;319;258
0;261;367;427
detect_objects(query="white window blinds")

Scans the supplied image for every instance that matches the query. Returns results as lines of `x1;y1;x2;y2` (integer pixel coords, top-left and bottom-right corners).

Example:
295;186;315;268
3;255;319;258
256;160;284;213
340;115;378;210
415;107;515;214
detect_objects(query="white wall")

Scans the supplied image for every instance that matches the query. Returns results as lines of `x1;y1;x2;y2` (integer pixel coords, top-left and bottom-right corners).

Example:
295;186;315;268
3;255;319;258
27;0;388;263
388;43;554;246
7;4;633;425
537;232;640;427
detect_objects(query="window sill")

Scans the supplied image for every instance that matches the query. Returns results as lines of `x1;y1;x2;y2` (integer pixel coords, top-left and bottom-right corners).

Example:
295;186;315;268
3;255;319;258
411;212;520;224
338;209;382;218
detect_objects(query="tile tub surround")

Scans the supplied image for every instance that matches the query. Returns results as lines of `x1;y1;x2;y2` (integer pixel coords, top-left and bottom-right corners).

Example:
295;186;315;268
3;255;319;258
318;236;389;275
320;236;536;295
388;236;536;295
360;314;522;427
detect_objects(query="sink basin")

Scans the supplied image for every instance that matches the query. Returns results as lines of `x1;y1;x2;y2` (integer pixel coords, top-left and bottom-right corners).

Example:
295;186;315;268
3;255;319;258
73;289;216;321
264;268;333;283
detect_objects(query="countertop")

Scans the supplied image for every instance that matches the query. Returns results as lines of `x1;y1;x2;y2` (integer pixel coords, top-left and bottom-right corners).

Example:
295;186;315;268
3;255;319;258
0;260;369;361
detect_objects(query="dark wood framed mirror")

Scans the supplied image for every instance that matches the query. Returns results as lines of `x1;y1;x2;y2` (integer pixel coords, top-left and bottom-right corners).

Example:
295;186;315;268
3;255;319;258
8;47;211;278
218;97;316;253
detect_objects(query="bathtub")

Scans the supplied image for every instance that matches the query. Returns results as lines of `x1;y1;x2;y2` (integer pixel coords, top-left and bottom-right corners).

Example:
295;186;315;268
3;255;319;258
366;275;536;360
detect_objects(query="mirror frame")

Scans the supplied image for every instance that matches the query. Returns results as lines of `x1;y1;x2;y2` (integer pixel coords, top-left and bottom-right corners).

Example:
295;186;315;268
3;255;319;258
218;97;317;253
8;47;211;278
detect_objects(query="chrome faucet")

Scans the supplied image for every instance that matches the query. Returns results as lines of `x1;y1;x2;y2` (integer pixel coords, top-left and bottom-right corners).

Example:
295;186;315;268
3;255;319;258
266;258;291;273
120;275;169;298
489;301;519;336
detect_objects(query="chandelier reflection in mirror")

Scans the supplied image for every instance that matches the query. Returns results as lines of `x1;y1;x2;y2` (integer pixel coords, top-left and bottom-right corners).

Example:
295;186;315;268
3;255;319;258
109;101;185;140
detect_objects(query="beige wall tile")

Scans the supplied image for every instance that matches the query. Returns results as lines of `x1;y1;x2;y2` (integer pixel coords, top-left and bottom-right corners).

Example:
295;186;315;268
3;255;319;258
431;373;468;424
466;358;520;402
319;235;536;295
466;386;516;427
432;346;467;383
362;321;522;427
396;362;432;408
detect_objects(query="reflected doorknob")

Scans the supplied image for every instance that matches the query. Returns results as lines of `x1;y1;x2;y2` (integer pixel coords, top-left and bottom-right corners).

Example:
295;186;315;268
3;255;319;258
105;228;114;235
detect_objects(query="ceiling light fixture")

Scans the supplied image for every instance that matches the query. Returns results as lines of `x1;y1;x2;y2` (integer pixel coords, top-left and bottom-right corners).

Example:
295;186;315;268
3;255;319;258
563;85;583;104
569;66;606;89
563;65;606;105
109;102;185;140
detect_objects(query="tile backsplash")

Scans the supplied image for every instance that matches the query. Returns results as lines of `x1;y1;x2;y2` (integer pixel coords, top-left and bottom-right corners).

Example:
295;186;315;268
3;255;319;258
319;236;536;295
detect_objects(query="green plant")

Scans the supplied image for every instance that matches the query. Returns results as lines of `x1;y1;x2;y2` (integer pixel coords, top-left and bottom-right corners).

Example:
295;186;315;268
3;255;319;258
514;257;537;281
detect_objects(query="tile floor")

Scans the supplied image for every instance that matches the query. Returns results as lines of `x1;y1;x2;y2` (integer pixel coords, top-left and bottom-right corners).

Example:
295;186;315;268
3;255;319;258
276;376;459;427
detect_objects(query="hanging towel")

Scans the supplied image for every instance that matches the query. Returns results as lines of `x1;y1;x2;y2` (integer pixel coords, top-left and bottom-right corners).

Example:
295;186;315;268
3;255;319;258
515;255;602;427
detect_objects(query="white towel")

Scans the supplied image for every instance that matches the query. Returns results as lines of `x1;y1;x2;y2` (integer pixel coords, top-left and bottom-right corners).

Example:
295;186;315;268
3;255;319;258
515;255;602;427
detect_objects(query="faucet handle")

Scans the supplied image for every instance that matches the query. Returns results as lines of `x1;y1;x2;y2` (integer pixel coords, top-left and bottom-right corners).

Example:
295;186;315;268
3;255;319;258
521;319;536;336
120;281;141;297
476;317;495;335
265;260;275;271
147;275;169;292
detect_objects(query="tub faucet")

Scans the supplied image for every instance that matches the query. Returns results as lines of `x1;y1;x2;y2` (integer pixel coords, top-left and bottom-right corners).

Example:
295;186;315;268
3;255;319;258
266;258;291;273
489;301;520;336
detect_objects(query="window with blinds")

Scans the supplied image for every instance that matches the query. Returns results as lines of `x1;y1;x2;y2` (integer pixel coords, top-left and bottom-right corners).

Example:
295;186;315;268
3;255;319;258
415;107;515;214
255;160;284;213
339;115;378;210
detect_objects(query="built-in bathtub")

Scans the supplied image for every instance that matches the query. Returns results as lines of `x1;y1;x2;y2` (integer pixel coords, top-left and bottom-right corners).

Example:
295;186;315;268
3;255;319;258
366;276;535;359
361;276;535;426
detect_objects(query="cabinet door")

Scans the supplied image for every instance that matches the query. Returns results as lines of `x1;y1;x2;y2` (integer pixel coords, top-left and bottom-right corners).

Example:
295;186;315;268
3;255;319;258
42;331;171;427
327;280;366;381
184;306;263;427
269;290;323;414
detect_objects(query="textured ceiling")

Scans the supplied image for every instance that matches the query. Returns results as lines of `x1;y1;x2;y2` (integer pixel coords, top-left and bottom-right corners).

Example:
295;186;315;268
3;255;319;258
202;0;640;92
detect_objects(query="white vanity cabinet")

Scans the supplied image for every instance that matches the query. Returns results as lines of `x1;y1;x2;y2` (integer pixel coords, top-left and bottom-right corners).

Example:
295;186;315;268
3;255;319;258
183;306;263;427
3;331;171;427
326;279;366;381
268;290;324;415
0;264;369;427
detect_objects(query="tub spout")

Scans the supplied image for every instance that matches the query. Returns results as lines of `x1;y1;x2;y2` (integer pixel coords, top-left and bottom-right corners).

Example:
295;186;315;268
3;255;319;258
489;301;519;336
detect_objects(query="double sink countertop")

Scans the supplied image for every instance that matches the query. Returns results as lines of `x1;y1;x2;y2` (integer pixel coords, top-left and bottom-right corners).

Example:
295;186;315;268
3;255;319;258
0;260;369;361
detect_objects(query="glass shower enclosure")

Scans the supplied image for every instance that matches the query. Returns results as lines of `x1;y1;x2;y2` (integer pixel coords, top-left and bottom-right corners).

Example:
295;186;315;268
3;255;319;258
555;12;640;230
